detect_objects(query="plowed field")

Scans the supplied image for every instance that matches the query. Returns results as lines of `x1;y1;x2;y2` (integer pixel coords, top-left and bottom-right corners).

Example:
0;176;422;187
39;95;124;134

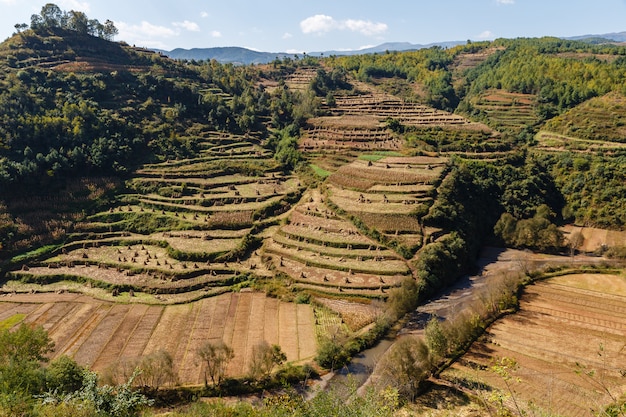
447;273;626;417
0;291;316;385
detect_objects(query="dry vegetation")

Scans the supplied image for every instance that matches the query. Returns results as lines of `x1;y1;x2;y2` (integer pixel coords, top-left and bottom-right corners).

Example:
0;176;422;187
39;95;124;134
0;291;316;384
444;273;626;417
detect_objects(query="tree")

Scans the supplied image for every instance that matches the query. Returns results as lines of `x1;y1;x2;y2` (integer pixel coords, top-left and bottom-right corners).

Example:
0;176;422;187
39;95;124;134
39;3;64;28
377;336;432;401
197;341;234;386
14;23;28;33
66;10;89;34
424;316;448;360
46;355;86;395
248;341;286;380
104;350;177;392
0;324;54;414
102;20;119;40
75;370;152;417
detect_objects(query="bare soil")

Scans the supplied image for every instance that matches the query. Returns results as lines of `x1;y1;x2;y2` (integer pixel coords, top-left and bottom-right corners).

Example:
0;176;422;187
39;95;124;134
445;273;626;417
0;291;317;385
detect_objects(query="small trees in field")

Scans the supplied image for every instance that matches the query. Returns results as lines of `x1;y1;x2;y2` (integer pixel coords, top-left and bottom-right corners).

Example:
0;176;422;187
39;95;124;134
104;350;177;392
197;341;234;387
247;341;286;380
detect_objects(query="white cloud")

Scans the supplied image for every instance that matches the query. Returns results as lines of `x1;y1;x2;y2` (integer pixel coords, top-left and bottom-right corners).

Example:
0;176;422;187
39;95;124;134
173;20;200;32
300;14;387;36
282;32;293;39
477;30;495;40
496;0;515;4
116;21;178;48
0;0;17;5
344;19;387;36
200;11;209;18
117;21;177;38
210;30;222;38
301;14;335;34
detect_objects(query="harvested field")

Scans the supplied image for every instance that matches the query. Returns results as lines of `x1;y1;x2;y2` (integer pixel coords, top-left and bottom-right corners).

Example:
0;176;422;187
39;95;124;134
535;131;626;153
0;291;316;385
315;297;383;331
562;225;626;253
445;273;626;417
263;189;410;298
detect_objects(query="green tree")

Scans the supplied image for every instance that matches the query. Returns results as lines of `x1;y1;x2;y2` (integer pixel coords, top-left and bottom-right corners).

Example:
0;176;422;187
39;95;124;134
39;3;64;28
424;316;448;359
46;355;86;395
75;370;152;417
66;10;89;34
0;324;54;414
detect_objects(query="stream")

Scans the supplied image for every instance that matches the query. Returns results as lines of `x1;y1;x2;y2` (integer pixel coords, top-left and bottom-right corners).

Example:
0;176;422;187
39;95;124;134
317;247;604;397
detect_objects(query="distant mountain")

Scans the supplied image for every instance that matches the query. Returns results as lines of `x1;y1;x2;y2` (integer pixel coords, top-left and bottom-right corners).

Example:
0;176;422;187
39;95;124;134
157;41;465;65
307;41;465;57
566;31;626;43
160;46;297;65
157;32;626;65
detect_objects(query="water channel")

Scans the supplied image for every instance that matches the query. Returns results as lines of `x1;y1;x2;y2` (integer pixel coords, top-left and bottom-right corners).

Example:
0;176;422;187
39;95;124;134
316;247;603;397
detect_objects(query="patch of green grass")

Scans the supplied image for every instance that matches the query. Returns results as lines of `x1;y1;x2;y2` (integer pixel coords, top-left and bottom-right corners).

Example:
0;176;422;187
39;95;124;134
0;314;26;331
10;245;60;264
358;151;404;162
309;164;332;178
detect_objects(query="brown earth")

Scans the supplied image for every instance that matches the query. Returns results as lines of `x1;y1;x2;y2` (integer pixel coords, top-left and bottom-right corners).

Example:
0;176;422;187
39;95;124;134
0;291;316;385
445;273;626;417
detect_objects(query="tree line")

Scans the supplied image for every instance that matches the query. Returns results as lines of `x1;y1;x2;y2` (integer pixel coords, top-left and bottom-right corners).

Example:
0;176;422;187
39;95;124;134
14;3;118;41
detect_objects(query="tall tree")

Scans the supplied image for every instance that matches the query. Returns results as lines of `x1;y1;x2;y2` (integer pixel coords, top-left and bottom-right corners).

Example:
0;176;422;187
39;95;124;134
196;341;234;386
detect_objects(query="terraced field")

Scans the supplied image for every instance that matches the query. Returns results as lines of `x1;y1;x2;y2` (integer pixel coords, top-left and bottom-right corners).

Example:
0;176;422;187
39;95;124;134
327;155;447;251
471;89;540;132
444;273;626;417
298;76;491;153
264;189;411;298
0;291;317;383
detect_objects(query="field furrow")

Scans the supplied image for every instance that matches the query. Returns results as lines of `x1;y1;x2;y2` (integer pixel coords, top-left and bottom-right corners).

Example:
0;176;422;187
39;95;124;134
297;304;317;359
0;303;38;322
279;302;299;362
72;304;131;367
170;302;203;382
178;297;218;385
57;304;111;358
124;306;163;357
264;297;280;346
449;273;626;417
91;304;150;370
227;293;253;375
207;294;232;341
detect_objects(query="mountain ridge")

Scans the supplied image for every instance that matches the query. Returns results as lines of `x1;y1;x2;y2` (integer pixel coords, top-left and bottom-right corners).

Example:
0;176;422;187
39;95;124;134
156;31;626;64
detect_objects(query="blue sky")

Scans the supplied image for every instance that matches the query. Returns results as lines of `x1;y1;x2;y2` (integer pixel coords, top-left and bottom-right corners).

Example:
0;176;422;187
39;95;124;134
1;0;625;52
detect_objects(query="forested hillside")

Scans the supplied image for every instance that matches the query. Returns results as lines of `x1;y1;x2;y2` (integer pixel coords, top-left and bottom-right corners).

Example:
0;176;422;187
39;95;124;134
0;5;625;416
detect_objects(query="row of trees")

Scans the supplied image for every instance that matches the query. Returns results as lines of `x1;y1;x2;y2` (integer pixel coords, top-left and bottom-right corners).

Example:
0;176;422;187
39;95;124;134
15;3;118;40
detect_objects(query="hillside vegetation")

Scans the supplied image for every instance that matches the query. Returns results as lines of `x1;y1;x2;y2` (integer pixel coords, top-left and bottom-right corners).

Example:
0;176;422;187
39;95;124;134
0;5;625;417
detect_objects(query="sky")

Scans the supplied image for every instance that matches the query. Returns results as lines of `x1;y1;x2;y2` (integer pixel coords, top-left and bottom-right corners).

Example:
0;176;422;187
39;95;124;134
1;0;625;53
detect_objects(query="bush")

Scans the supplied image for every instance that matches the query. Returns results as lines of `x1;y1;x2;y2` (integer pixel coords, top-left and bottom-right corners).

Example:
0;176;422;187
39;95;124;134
315;337;350;371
